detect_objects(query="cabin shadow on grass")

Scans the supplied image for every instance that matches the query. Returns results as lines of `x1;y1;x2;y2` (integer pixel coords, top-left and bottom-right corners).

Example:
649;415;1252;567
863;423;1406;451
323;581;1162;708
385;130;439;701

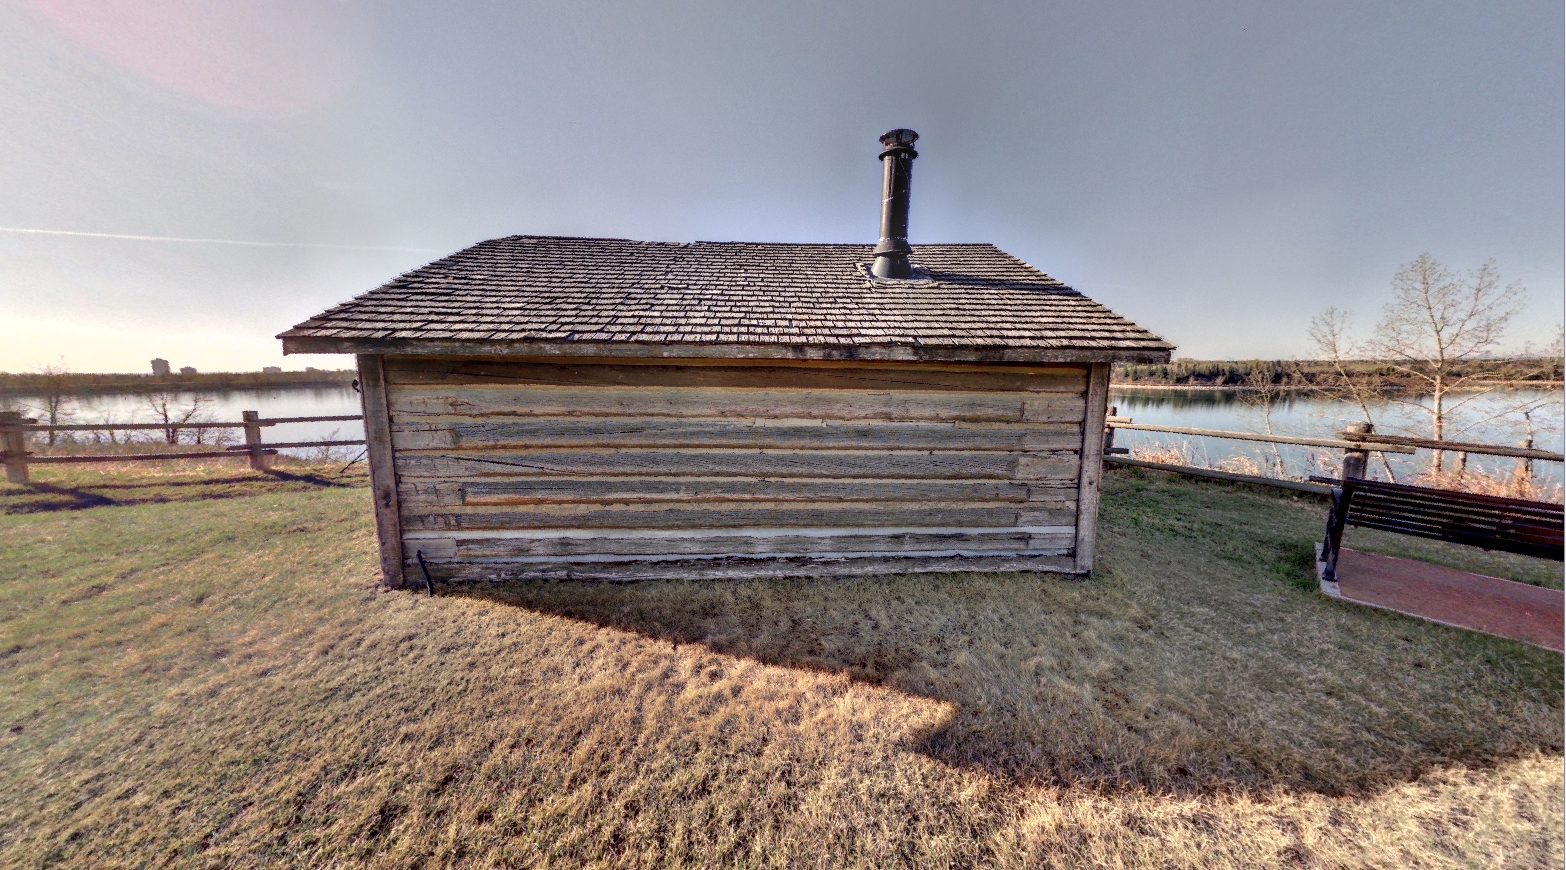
450;469;1563;800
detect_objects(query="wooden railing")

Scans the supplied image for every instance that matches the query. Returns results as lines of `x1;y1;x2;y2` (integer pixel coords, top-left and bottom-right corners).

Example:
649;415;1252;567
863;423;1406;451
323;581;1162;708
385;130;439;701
5;405;1559;496
0;411;364;483
1102;410;1563;494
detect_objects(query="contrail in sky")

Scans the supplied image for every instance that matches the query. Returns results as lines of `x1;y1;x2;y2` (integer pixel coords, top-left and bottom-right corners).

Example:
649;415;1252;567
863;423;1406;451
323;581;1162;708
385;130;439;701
0;226;442;252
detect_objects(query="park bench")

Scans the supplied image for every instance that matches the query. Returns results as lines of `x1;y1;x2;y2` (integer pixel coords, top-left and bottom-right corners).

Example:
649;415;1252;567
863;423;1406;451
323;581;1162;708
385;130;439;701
1317;477;1564;583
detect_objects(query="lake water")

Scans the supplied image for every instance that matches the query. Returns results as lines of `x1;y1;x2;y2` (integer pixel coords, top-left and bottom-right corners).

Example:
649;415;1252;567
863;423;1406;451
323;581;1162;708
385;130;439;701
1111;387;1563;486
9;384;1562;485
10;387;366;459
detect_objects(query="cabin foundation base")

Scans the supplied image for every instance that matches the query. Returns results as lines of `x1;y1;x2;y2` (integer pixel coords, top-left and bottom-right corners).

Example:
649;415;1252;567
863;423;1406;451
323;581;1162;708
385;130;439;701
403;552;1080;585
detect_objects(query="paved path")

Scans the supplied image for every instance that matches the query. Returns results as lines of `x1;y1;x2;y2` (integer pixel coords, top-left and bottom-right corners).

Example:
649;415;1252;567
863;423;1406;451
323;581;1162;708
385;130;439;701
1322;548;1563;651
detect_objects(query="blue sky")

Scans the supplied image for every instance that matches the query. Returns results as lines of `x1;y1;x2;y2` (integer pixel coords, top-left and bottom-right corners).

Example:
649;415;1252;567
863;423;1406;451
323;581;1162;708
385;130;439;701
1;0;1560;371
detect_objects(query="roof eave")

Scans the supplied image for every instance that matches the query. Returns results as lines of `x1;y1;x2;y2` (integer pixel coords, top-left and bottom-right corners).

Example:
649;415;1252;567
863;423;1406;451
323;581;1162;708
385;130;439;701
280;335;1174;365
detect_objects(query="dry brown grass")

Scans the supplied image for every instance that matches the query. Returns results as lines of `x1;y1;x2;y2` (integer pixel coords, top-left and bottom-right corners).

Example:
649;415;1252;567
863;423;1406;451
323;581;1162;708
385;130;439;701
1406;466;1564;504
1127;440;1197;466
0;465;1559;868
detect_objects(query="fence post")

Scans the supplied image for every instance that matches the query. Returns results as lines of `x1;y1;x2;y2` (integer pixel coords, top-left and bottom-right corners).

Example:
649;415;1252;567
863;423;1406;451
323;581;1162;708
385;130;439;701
1341;422;1371;481
1;411;35;484
1102;405;1117;462
1514;436;1535;493
242;410;268;471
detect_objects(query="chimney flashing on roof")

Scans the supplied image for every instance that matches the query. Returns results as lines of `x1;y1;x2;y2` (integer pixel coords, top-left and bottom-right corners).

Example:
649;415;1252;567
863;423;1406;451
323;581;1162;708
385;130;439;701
858;261;933;286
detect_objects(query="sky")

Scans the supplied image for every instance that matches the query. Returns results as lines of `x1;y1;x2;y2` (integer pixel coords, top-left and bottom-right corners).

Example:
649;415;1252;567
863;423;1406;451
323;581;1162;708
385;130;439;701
0;0;1561;373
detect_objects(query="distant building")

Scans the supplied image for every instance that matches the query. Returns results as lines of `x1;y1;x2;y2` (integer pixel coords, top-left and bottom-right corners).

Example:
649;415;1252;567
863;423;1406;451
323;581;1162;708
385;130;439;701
305;366;320;372
179;366;197;376
262;366;282;374
150;358;171;376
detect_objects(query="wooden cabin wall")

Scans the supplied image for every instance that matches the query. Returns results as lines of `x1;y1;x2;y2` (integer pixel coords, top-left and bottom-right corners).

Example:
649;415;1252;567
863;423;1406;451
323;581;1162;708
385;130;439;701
380;356;1090;583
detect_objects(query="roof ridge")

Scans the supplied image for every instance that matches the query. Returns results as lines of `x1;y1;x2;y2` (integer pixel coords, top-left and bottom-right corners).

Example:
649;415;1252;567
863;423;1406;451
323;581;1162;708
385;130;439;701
479;235;1011;248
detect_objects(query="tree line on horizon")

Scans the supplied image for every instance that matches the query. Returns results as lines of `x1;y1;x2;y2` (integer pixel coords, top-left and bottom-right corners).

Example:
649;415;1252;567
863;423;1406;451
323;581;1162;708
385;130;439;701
0;368;356;396
1112;356;1562;388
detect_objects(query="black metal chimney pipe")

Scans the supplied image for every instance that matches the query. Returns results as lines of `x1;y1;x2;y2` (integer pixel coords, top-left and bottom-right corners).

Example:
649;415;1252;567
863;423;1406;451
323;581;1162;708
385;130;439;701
872;128;919;279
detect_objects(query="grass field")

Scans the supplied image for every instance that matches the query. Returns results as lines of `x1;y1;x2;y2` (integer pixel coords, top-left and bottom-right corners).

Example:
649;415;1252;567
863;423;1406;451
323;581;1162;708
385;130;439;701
0;461;1560;868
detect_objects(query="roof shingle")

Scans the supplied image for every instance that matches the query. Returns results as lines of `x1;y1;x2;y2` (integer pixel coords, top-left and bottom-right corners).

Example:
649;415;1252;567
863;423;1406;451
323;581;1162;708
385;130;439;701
279;236;1173;363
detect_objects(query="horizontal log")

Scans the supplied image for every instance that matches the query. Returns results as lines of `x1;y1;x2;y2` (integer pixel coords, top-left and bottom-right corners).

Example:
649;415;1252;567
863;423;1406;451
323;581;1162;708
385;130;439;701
21;450;275;463
394;450;1081;481
414;552;1083;584
396;477;1077;507
16;415;363;432
403;527;1077;560
16;421;246;432
1106;456;1332;494
1340;432;1564;462
1110;423;1417;454
223;440;365;450
255;414;364;426
400;502;1078;532
388;385;1085;424
390;418;1083;452
382;358;1088;393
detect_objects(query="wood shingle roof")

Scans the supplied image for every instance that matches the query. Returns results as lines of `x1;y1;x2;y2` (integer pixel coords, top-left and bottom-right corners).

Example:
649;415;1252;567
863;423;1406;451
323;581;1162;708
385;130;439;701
279;236;1173;363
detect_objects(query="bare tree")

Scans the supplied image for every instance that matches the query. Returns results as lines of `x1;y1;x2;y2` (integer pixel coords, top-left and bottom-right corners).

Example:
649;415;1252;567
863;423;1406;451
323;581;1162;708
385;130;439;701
31;357;73;446
145;392;210;445
1236;370;1287;478
1363;255;1525;469
1312;255;1538;474
1307;307;1398;480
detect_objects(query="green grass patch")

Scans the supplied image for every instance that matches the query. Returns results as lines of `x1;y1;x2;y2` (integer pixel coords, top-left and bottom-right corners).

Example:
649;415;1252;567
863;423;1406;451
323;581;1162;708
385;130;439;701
0;464;1559;868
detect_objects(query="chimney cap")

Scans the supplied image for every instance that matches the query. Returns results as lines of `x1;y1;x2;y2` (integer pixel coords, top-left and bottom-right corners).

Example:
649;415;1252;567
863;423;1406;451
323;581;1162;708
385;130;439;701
879;128;918;159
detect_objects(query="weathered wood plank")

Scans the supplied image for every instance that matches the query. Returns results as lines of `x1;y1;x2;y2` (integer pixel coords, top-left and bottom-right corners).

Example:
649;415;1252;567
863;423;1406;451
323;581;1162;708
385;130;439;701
414;552;1083;583
382;357;1089;394
1073;362;1111;574
1015;455;1079;480
396;477;1078;507
394;450;1080;481
387;385;1084;423
357;353;406;588
402;529;1076;560
390;418;1084;452
377;358;1095;576
400;503;1077;532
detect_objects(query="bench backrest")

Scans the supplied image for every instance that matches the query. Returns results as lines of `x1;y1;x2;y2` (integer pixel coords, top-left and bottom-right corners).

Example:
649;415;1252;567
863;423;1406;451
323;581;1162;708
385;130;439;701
1341;478;1564;561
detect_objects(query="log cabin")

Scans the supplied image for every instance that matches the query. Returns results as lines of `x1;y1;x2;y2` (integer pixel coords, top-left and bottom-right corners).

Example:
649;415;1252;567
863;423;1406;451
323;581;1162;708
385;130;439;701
279;130;1173;588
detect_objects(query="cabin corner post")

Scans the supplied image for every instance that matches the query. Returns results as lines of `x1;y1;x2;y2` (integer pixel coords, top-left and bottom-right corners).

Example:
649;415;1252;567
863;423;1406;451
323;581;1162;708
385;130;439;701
356;354;406;588
1072;362;1111;575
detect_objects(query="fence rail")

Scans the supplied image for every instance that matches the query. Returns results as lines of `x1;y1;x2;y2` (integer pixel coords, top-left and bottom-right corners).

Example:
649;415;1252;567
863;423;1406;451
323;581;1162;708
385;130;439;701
1104;410;1561;495
1106;456;1334;495
0;411;364;483
4;406;1558;498
13;413;367;432
1338;431;1564;462
1107;422;1418;454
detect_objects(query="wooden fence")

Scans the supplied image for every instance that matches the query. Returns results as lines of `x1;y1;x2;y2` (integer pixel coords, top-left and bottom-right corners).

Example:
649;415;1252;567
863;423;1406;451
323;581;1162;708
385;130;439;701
3;406;1559;496
1102;409;1564;494
0;411;364;483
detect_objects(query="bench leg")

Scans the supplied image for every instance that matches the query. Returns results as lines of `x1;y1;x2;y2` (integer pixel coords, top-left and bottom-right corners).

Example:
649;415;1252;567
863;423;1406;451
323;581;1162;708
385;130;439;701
1321;489;1347;583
